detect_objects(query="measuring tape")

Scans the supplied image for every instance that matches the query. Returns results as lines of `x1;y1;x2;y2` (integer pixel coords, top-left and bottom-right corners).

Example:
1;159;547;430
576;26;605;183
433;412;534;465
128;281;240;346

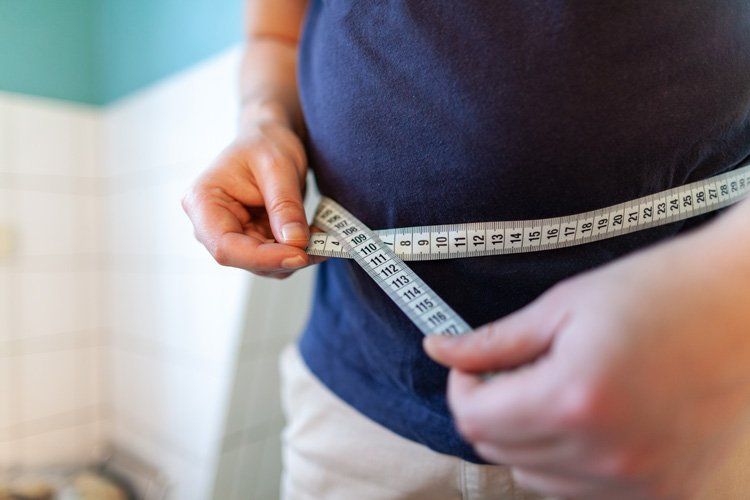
310;164;750;335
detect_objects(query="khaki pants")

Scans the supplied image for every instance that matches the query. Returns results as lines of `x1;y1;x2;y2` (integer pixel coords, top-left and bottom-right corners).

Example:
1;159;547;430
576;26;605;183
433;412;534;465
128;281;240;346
279;345;750;499
280;345;545;500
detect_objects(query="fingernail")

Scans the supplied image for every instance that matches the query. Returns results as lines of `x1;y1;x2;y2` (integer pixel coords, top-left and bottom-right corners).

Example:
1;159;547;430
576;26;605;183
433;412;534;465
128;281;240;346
281;222;309;244
281;255;306;269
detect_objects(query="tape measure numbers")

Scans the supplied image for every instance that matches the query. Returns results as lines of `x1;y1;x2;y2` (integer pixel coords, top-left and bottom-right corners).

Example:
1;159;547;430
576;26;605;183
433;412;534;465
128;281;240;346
310;164;750;335
314;198;472;336
310;164;750;261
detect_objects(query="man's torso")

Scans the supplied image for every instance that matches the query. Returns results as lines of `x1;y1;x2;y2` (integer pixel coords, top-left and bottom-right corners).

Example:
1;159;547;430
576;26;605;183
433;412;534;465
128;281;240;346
297;0;750;461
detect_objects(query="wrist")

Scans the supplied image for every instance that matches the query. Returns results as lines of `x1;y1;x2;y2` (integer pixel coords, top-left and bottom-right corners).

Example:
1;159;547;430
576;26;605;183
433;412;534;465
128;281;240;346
238;97;298;134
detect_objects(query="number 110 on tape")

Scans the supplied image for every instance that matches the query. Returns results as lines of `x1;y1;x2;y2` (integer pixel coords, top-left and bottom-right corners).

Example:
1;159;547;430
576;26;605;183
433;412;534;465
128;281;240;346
314;200;471;336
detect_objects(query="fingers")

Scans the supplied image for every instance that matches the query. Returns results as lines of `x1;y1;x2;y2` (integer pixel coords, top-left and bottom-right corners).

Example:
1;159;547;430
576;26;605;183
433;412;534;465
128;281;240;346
252;148;309;248
473;439;568;468
447;364;558;444
184;190;310;272
424;297;567;373
215;232;309;270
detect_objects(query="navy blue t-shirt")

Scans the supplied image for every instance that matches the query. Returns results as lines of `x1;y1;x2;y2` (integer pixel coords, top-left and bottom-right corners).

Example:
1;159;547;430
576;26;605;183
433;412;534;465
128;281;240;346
297;1;750;462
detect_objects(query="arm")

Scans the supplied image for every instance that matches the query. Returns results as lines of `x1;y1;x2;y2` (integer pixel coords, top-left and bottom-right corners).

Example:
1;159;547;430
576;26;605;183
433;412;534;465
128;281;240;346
426;195;750;498
183;0;312;277
240;0;308;134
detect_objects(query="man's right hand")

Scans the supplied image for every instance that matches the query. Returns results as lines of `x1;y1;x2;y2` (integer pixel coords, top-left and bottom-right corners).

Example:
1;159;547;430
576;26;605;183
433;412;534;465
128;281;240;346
182;118;314;279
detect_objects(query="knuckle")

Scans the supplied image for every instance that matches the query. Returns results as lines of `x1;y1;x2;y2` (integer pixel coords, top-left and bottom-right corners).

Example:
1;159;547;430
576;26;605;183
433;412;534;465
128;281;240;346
253;146;275;166
504;333;537;355
553;380;604;428
268;196;302;215
478;324;499;342
211;242;231;267
180;193;190;213
181;187;200;213
182;185;212;211
470;325;499;350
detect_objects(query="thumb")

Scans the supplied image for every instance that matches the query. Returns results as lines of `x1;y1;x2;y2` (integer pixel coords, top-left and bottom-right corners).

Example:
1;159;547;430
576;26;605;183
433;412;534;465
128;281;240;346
254;155;310;248
423;298;566;373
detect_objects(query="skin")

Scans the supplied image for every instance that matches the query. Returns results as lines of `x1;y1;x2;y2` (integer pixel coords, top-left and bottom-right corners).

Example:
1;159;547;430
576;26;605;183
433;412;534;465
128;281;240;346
185;1;750;497
182;0;312;280
425;200;750;498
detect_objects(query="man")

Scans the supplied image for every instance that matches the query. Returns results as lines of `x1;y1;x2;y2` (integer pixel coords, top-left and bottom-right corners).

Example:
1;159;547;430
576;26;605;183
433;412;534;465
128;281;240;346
183;1;750;498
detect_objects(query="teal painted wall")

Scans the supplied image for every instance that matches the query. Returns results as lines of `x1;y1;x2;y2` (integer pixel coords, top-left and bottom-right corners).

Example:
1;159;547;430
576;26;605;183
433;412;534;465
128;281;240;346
0;0;98;104
0;0;244;105
95;0;244;104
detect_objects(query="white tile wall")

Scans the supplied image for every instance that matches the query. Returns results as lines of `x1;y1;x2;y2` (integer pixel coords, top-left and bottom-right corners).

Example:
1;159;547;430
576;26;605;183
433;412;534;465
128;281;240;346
102;50;238;177
111;418;213;500
101;44;314;499
0;270;12;341
211;267;314;499
15;271;100;338
0;355;12;440
14;420;101;467
0;91;105;473
1;43;315;498
2;96;99;178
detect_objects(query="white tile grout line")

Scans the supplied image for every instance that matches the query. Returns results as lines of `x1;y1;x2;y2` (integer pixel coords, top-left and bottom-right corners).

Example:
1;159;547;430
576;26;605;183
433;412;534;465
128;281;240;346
0;157;211;195
0;328;105;357
0;404;101;442
0;46;245;477
109;329;226;376
0;253;218;273
111;407;209;466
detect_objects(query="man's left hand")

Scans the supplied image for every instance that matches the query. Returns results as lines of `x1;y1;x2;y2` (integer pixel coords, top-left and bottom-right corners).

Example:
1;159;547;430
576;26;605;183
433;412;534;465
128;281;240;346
425;229;750;498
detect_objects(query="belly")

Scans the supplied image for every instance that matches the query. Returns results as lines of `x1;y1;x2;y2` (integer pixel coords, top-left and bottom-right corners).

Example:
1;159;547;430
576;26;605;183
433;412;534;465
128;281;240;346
299;0;750;248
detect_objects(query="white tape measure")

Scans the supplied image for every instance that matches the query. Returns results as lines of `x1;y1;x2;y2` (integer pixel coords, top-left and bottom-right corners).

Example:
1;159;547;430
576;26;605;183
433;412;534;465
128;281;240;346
310;164;750;335
314;198;472;335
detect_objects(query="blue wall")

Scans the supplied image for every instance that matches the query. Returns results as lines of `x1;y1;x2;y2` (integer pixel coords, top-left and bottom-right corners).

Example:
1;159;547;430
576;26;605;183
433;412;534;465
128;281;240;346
0;0;244;105
95;0;244;104
0;0;98;104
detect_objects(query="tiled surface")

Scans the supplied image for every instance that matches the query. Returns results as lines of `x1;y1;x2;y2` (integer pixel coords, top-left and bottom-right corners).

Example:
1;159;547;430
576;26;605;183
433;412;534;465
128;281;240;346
111;348;226;463
0;271;12;341
10;190;103;256
102;48;239;176
102;44;311;499
0;91;105;470
15;420;102;467
210;269;314;498
1;43;315;498
17;348;99;424
111;418;213;500
0;357;12;441
15;271;100;338
1;96;98;177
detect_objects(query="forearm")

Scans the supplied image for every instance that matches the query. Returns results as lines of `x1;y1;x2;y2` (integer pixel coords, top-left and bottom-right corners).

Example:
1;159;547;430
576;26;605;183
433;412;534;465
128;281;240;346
239;0;308;134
